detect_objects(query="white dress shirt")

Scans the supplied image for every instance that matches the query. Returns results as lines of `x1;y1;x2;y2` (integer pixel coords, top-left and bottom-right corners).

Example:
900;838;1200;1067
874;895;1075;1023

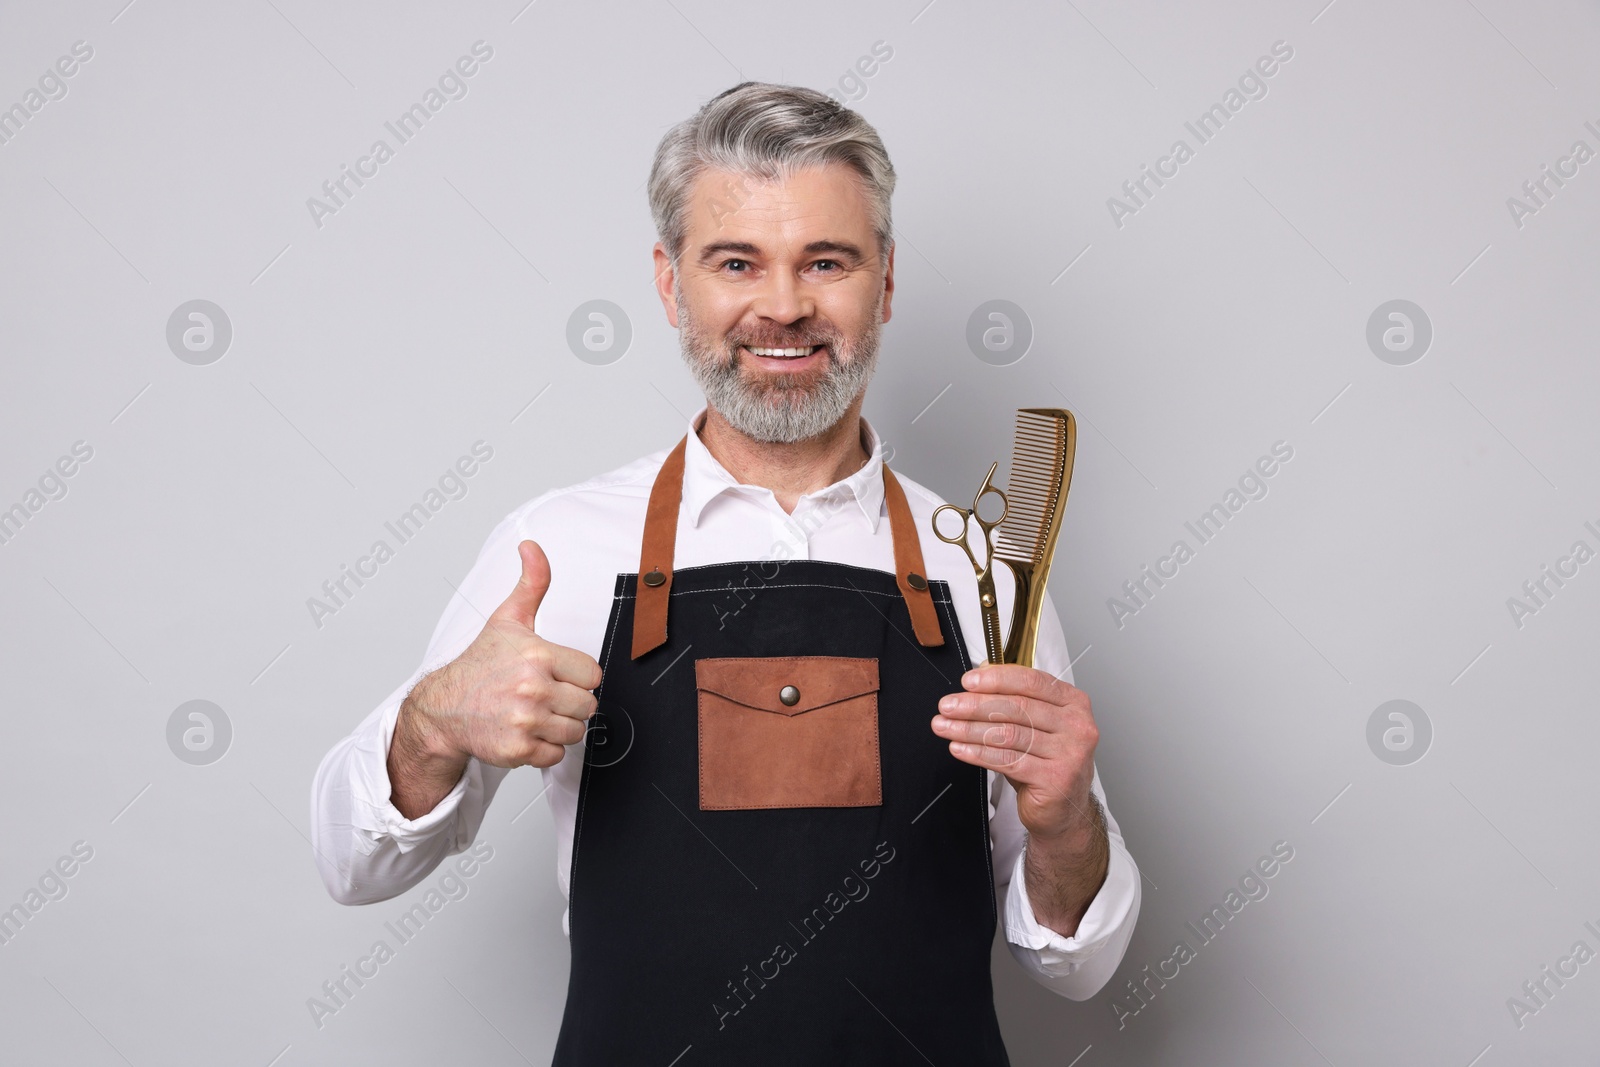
309;405;1140;1000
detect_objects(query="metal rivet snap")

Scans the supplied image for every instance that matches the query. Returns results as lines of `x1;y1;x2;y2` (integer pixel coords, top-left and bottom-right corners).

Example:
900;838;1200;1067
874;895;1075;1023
779;685;800;706
906;572;928;591
642;569;666;587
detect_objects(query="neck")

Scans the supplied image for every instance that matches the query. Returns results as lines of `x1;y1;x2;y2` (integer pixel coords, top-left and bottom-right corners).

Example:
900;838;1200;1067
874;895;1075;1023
697;399;871;514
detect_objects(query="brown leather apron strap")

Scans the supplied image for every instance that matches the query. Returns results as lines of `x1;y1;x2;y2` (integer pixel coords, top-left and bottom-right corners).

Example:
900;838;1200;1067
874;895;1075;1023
630;436;687;660
882;464;945;648
629;437;945;659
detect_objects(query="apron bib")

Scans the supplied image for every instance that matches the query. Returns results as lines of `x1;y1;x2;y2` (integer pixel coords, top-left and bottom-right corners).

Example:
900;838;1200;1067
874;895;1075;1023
551;436;1011;1065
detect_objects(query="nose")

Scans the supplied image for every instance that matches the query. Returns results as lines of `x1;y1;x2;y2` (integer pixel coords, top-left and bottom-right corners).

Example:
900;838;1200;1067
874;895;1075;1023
750;267;814;326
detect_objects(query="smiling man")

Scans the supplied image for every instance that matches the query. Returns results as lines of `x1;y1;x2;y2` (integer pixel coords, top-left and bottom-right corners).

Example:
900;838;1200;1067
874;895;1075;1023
311;82;1140;1063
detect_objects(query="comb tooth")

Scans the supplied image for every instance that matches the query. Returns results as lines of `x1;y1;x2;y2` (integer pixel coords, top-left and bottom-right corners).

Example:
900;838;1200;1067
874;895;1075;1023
995;410;1067;564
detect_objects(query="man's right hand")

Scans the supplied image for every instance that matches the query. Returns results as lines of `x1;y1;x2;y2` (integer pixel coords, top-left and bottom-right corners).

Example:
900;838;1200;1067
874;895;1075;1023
387;540;603;819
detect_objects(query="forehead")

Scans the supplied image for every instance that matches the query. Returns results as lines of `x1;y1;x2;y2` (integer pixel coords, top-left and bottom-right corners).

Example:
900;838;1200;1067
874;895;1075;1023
683;164;875;253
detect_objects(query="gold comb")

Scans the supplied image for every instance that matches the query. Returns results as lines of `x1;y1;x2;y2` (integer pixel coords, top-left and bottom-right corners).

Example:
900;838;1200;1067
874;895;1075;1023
928;408;1078;668
995;409;1076;666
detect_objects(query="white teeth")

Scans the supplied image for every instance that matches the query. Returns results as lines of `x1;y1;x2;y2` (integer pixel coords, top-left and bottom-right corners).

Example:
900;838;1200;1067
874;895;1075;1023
747;345;818;358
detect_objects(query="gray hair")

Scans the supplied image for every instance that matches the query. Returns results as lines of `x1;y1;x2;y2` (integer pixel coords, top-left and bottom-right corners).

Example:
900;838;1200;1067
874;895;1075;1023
648;81;896;269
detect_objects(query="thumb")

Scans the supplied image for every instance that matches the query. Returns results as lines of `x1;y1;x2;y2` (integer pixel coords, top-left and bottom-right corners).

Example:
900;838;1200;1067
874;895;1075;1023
490;540;550;630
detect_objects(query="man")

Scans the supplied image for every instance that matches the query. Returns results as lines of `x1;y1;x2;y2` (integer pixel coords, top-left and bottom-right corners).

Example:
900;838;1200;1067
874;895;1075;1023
311;81;1139;1063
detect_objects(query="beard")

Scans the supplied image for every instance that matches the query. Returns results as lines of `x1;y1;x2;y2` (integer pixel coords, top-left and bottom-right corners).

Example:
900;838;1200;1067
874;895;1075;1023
675;286;882;445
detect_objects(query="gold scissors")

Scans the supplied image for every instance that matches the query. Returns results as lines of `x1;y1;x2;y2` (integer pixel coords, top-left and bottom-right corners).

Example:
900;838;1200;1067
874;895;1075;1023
932;461;1008;665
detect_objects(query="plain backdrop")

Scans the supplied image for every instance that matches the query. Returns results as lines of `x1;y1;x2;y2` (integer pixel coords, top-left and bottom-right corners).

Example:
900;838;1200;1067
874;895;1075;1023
2;0;1597;1064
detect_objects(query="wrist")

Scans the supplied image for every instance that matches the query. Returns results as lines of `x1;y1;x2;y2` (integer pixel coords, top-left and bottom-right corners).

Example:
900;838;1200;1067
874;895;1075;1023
395;672;465;768
1029;794;1105;852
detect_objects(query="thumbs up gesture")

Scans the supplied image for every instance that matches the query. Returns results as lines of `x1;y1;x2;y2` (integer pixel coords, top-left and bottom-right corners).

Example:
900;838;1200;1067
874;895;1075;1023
387;541;604;819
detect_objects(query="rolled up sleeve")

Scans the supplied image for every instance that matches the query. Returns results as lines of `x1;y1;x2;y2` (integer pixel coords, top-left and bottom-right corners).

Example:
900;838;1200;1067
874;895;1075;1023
990;595;1141;998
998;768;1141;998
309;515;521;905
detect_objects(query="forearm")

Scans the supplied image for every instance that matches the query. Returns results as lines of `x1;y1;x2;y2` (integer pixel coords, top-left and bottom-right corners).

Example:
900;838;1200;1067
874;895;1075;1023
310;684;492;906
387;673;471;820
1022;793;1109;937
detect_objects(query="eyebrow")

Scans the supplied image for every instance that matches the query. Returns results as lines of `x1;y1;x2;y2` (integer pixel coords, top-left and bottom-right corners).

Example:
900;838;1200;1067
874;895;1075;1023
696;239;868;266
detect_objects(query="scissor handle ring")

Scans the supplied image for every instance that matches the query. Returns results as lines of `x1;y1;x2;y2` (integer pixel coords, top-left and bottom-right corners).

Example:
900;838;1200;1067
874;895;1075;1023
973;484;1009;528
931;503;972;545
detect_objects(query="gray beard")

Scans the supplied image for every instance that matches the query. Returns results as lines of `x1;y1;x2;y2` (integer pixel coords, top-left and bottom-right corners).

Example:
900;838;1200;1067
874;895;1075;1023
675;287;881;445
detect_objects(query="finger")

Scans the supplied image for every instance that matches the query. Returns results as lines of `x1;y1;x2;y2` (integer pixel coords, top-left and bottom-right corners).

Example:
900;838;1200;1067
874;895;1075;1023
946;738;1040;773
543;641;604;690
514;739;568;769
961;664;1067;703
541;678;600;722
489;540;550;630
937;691;1026;718
937;691;1055;734
534;711;589;748
931;712;1040;755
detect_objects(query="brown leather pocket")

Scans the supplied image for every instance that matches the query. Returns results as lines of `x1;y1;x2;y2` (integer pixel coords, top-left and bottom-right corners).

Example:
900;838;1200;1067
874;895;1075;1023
696;656;882;811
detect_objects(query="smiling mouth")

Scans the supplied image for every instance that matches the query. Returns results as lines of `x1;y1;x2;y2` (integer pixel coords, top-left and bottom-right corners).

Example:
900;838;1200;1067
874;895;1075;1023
742;344;823;359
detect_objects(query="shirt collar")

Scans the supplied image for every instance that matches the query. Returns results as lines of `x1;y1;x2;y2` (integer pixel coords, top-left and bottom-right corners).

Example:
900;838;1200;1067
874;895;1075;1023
680;404;887;534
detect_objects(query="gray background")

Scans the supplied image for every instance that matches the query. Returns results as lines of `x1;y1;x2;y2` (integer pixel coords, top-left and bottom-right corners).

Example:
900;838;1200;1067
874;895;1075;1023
2;0;1596;1063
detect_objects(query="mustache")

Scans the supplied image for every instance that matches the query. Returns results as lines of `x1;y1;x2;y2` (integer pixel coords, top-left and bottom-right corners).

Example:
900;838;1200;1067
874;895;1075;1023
726;329;841;350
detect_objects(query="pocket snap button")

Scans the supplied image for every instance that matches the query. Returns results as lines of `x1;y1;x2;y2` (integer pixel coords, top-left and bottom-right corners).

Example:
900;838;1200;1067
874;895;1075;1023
907;572;928;591
779;685;800;706
642;569;666;587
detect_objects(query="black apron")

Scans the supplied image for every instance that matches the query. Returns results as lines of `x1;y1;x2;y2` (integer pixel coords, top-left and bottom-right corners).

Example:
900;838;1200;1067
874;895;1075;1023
551;435;1010;1065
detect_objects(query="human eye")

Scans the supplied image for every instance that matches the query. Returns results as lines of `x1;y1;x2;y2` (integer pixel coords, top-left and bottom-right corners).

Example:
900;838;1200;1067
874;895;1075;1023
719;258;751;274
